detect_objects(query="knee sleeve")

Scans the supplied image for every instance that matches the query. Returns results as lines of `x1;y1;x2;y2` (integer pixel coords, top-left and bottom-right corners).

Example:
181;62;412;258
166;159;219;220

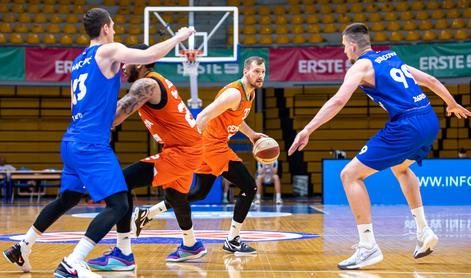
222;161;257;223
85;191;129;243
105;191;129;219
165;188;192;231
223;161;257;200
187;174;217;203
123;161;154;190
116;191;133;233
33;190;82;232
58;190;82;209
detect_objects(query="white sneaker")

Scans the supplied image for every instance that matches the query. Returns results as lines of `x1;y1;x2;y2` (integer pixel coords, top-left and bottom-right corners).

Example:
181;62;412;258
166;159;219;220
3;241;32;272
413;226;438;259
54;256;102;278
254;199;261;205
337;244;383;270
275;198;283;205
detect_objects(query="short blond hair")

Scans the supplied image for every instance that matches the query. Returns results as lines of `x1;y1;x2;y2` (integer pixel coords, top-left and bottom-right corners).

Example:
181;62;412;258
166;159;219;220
244;56;265;69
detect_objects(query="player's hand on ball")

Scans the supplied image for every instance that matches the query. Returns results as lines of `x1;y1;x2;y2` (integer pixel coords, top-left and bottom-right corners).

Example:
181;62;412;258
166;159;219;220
175;27;196;42
447;103;471;119
288;129;310;156
253;137;280;164
250;133;268;144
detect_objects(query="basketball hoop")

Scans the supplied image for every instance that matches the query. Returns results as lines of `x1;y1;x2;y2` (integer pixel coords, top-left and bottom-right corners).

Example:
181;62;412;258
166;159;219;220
181;49;202;76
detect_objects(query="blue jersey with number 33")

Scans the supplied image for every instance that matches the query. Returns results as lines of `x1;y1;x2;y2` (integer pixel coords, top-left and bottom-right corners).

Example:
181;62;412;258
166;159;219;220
358;50;430;121
63;45;121;144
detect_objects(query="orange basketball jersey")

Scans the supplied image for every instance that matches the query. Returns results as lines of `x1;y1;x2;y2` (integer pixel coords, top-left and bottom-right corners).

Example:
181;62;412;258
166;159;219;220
138;71;202;148
138;72;202;192
196;80;255;176
204;80;254;142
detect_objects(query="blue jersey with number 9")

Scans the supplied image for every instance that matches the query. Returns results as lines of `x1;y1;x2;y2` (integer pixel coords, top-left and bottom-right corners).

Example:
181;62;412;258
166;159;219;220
63;45;121;144
358;50;430;121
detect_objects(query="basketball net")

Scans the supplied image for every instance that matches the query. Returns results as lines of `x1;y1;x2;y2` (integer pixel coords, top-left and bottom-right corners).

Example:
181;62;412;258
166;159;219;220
181;50;202;76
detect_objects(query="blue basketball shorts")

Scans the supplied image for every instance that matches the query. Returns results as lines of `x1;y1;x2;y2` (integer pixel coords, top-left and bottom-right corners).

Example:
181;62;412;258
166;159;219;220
60;140;127;202
356;108;440;171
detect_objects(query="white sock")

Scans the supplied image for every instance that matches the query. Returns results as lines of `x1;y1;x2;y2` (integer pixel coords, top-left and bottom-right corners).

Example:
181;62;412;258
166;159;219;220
69;238;95;262
357;224;376;249
228;220;242;241
223;192;228;199
117;232;132;255
276;193;281;200
411;207;427;234
22;227;40;247
148;201;168;219
182;227;196;247
256;194;261;200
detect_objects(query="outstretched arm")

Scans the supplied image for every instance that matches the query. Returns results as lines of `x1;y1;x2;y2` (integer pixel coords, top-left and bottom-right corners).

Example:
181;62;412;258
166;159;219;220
99;27;195;65
288;59;369;155
113;78;160;127
407;65;471;119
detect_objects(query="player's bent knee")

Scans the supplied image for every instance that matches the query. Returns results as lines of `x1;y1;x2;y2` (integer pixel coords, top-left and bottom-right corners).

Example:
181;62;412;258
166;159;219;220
105;191;129;219
116;202;129;218
109;201;129;220
58;190;82;210
165;188;186;204
391;166;409;177
243;185;257;199
188;191;207;202
340;167;354;184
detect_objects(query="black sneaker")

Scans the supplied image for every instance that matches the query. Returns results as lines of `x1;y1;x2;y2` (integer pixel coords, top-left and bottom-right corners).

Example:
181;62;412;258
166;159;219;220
223;236;257;255
132;207;152;237
3;242;32;272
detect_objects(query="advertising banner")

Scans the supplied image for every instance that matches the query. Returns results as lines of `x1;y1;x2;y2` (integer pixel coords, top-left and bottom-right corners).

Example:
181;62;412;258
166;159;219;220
269;46;389;82
0;47;25;81
25;48;83;82
269;47;350;82
392;43;471;78
323;159;471;205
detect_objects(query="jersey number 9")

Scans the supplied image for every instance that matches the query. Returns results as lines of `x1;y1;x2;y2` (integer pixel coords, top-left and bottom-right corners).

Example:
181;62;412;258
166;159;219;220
390;65;417;89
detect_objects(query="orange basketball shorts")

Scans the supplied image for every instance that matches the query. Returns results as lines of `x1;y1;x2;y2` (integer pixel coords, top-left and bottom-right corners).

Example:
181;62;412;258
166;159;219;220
196;141;241;176
141;145;203;193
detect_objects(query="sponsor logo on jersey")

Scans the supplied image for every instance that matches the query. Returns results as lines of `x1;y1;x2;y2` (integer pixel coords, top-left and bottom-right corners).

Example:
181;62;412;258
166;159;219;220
71;113;83;121
144;119;154;129
71;57;92;72
413;93;427;103
227;125;240;137
374;52;397;64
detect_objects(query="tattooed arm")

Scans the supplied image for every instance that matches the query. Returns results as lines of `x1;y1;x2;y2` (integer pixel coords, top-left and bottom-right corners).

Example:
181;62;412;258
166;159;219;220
113;78;161;127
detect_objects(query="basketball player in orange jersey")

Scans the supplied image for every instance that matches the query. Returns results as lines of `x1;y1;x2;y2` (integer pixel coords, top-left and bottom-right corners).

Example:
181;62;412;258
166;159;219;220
133;56;267;255
86;44;207;270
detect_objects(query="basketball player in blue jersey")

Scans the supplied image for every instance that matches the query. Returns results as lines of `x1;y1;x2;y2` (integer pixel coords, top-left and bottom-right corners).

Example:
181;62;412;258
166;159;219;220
3;8;194;278
289;23;471;270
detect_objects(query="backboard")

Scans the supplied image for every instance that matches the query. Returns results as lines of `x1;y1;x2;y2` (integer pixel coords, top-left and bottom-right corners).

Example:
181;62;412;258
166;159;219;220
144;6;239;63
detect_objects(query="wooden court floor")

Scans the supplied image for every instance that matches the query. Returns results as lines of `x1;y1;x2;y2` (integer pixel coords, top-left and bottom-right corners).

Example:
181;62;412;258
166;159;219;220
0;201;470;277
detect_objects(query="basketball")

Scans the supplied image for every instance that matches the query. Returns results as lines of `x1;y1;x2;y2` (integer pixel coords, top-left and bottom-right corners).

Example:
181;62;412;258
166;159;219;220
253;137;280;164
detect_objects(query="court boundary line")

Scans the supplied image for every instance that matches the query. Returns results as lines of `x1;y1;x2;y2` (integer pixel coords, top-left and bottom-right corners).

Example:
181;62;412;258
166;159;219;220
310;205;328;214
1;269;470;275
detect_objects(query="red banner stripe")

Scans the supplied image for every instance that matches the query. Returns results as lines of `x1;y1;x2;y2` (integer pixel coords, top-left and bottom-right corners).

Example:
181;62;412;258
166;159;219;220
25;48;84;82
